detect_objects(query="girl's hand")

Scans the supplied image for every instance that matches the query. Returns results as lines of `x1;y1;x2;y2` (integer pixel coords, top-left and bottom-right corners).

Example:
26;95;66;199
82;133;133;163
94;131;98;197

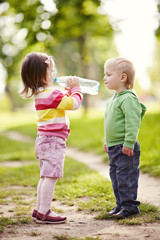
104;144;108;153
66;76;79;90
122;146;133;156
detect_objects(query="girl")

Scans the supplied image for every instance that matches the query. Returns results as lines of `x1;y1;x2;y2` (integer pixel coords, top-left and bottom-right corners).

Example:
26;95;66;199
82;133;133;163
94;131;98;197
20;52;82;224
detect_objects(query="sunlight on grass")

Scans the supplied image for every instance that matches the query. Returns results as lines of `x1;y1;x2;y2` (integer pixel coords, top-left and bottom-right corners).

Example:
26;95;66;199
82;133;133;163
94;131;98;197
0;158;114;213
0;163;39;187
144;101;160;114
0;110;36;132
0;100;160;233
68;107;104;119
0;135;35;162
138;111;160;177
54;236;101;240
0;157;159;232
68;109;160;177
0;102;160;176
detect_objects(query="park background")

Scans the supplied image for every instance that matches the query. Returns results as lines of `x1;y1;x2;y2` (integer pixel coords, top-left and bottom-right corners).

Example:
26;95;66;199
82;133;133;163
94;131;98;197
0;0;160;239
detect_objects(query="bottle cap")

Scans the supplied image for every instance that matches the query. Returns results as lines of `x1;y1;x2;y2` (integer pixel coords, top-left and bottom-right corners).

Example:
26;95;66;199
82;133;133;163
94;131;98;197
53;77;57;82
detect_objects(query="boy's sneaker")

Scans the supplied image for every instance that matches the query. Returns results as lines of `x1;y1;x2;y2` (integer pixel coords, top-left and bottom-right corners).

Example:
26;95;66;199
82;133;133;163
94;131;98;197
113;208;140;219
32;209;38;220
36;209;67;224
106;206;121;216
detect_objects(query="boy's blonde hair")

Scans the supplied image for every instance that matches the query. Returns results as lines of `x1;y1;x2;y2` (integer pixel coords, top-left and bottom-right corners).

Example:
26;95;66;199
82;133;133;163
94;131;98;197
104;57;135;89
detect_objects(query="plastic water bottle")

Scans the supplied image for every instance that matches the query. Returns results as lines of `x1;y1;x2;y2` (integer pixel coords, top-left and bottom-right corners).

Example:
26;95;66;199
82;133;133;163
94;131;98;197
53;76;100;95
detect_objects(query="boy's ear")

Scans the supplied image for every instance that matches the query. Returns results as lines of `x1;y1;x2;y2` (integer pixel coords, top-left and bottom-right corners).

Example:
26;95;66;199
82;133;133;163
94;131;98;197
120;73;127;83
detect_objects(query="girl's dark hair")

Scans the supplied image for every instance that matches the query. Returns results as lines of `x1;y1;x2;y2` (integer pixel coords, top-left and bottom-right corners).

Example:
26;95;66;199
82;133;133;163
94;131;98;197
20;52;49;97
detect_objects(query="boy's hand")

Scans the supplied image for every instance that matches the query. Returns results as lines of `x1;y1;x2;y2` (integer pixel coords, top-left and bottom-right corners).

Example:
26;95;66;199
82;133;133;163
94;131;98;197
104;144;108;153
66;76;79;90
122;146;133;156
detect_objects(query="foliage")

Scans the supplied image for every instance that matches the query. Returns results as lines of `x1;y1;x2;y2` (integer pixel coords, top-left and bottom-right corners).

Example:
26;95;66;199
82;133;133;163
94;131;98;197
52;0;116;77
155;0;160;38
0;0;116;110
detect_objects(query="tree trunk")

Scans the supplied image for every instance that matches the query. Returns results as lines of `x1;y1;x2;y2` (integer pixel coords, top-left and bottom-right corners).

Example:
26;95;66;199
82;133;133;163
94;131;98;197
5;83;17;112
78;35;91;113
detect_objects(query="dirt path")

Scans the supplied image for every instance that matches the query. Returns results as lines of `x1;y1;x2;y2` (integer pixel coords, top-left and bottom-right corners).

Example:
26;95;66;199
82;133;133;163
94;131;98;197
2;202;160;240
1;130;160;206
1;189;160;240
2;130;160;207
66;147;160;207
0;131;160;240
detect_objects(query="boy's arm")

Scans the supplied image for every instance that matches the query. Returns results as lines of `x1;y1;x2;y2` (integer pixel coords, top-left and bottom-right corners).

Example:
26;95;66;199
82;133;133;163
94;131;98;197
104;144;108;153
121;96;141;150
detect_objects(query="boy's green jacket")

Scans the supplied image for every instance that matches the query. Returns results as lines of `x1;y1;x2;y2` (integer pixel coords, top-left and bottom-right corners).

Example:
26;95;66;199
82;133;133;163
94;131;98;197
104;90;146;149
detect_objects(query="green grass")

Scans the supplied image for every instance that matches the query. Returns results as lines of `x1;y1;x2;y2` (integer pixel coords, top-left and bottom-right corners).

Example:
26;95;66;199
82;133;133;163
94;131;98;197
0;157;159;234
55;158;114;211
0;135;35;162
0;110;37;162
0;164;39;187
0;110;36;132
54;236;101;240
0;158;114;234
1;108;159;177
0;105;159;237
0;158;114;211
68;112;160;178
138;112;160;177
96;202;160;225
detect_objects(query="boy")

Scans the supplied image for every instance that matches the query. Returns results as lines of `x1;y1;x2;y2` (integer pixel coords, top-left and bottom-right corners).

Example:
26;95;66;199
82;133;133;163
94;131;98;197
103;57;146;219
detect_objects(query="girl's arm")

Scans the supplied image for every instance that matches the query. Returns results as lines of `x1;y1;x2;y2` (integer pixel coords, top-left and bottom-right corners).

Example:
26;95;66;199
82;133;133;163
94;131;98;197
35;76;82;111
54;75;82;110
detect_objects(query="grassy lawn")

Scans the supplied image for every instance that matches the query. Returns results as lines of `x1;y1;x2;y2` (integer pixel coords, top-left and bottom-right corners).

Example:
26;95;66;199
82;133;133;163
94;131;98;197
0;157;159;234
1;107;159;177
0;111;36;162
68;111;160;178
0;135;35;162
138;112;160;177
0;107;160;234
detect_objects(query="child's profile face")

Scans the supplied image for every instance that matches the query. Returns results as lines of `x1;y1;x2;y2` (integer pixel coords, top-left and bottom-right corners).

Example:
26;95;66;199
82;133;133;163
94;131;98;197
46;60;55;86
103;63;122;92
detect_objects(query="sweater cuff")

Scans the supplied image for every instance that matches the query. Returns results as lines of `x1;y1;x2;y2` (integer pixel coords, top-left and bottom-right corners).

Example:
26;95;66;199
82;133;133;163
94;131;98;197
123;141;135;149
70;86;82;94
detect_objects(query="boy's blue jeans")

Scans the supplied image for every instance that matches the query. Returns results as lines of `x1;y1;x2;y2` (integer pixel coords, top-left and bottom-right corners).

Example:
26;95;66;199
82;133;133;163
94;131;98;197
108;141;140;211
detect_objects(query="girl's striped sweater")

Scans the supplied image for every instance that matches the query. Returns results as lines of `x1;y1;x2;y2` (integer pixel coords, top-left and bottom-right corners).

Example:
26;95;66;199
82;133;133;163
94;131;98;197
34;86;82;140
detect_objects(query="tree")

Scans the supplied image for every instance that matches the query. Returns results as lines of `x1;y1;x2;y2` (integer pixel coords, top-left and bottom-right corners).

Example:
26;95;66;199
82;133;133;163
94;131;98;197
155;0;160;38
51;0;115;109
0;0;51;110
0;0;116;110
148;0;160;97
